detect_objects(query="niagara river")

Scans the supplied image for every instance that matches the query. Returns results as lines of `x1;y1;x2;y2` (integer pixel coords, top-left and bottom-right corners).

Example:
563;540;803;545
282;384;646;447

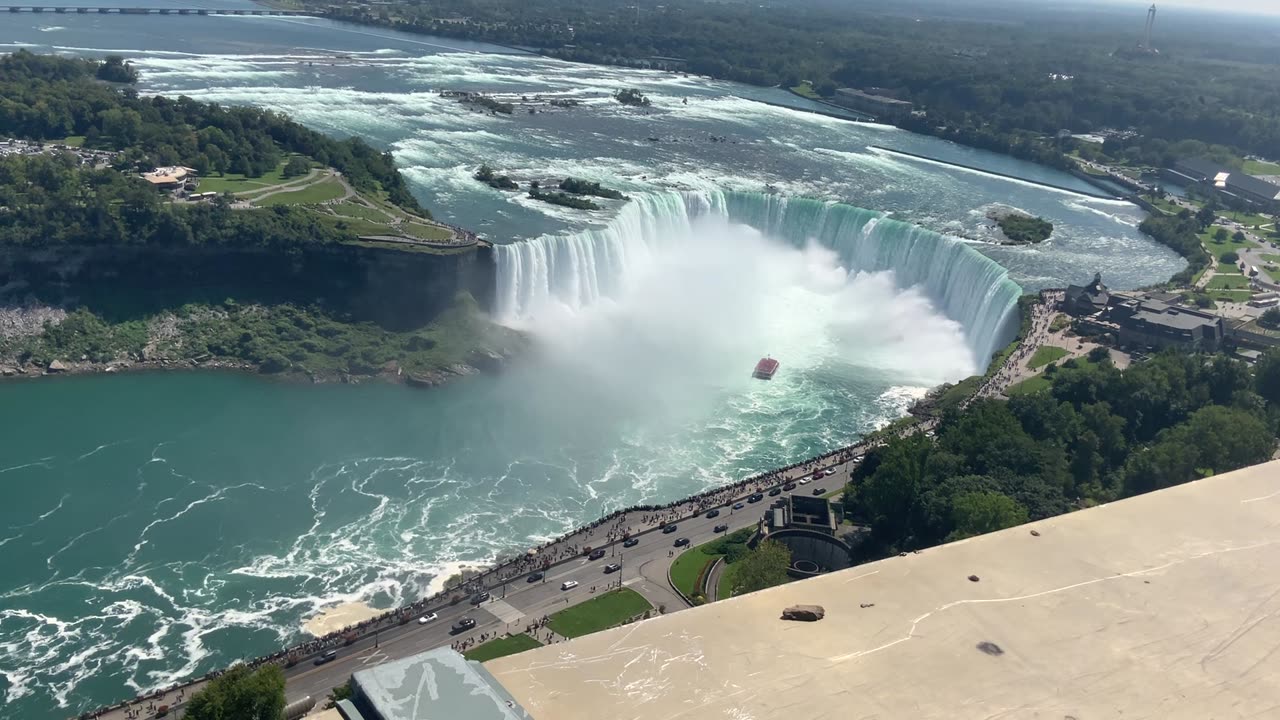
0;4;1187;717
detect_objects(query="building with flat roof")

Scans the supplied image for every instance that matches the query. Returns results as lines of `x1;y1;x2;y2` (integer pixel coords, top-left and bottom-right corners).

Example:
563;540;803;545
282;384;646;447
486;460;1280;719
831;88;913;117
343;647;531;720
1166;158;1280;211
1107;295;1225;351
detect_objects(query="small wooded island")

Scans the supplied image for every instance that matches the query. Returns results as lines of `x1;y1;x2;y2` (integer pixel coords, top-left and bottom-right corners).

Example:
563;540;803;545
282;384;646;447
989;210;1053;244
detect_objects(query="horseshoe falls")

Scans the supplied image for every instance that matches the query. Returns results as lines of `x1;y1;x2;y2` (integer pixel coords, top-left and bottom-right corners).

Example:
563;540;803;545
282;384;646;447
495;191;1022;367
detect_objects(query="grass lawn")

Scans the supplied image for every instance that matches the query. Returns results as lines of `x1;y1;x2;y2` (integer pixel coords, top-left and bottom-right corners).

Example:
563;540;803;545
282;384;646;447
932;375;981;414
716;562;738;601
1200;230;1257;258
1212;289;1254;303
255;177;346;206
669;545;720;598
1148;196;1181;215
547;588;652;638
1243;159;1280;176
789;82;821;100
1006;374;1052;396
197;159;299;194
331;201;392;223
400;222;453;242
1207;273;1252;290
1222;209;1274;229
1028;346;1069;369
462;633;542;662
1261;254;1280;264
55;135;86;147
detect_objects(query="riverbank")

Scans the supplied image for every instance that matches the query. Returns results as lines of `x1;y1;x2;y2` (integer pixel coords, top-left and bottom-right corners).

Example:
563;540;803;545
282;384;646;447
0;295;526;388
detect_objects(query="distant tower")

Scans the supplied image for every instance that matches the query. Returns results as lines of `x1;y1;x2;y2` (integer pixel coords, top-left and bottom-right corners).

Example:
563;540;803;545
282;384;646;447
1143;4;1157;50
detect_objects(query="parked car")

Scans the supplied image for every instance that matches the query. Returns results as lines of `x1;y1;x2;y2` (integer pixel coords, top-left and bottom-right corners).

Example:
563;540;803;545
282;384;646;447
673;537;690;547
768;488;782;496
603;563;621;573
783;482;796;491
470;591;490;605
732;502;745;510
798;477;811;485
714;524;729;533
417;612;438;625
561;580;579;590
450;618;476;634
662;524;679;534
623;537;640;548
705;509;720;519
527;571;544;583
314;649;338;666
588;548;607;560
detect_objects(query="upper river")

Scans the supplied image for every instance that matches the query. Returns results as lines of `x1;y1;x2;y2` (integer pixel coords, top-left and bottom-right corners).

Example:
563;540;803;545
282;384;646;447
0;5;1185;717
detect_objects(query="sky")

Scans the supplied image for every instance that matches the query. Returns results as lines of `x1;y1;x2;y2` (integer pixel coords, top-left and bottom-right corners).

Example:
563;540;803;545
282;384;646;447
1097;0;1280;17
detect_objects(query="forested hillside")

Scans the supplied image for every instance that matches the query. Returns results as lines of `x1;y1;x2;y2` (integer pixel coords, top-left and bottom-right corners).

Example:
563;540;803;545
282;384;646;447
316;0;1280;162
847;350;1280;554
0;51;424;215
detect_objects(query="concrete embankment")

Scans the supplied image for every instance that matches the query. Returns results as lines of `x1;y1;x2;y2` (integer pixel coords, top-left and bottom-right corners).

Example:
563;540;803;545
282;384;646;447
868;145;1123;200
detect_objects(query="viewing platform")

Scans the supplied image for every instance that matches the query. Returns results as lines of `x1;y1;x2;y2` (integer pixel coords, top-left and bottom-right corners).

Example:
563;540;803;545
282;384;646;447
1;5;318;15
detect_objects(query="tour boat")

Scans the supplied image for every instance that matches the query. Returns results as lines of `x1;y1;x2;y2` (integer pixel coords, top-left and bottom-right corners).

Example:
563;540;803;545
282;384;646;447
753;357;779;380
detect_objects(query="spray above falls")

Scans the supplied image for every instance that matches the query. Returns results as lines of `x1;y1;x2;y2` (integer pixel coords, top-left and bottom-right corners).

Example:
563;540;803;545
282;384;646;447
494;190;1022;369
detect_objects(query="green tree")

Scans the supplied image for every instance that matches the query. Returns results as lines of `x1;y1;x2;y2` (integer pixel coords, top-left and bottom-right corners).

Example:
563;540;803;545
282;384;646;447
1254;350;1280;406
184;665;285;720
282;155;310;178
1259;308;1280;330
731;540;792;596
947;491;1029;541
1213;227;1229;243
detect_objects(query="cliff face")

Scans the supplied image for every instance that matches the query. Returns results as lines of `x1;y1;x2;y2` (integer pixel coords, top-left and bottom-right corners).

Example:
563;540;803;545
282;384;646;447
0;242;496;330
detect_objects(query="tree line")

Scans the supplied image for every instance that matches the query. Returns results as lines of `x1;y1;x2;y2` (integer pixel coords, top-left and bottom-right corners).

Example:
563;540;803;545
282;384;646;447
0;153;350;250
309;0;1280;164
0;51;425;215
846;349;1280;557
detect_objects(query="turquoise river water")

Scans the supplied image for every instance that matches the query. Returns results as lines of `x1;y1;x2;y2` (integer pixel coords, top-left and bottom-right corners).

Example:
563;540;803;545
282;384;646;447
0;5;1185;717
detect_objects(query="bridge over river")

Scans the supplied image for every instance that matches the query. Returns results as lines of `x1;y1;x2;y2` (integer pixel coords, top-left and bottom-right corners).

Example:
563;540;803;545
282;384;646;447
2;5;316;14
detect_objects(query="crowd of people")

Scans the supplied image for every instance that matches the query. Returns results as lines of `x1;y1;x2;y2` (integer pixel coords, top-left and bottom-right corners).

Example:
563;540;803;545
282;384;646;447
971;290;1063;404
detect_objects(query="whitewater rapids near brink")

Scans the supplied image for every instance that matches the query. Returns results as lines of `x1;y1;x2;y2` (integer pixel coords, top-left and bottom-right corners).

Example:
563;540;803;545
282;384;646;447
0;8;1191;719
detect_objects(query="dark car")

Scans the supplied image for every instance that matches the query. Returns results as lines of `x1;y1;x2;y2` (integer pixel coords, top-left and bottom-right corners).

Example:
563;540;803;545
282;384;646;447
673;537;690;547
527;571;544;583
471;591;490;605
714;524;729;533
783;482;797;491
747;493;764;503
587;548;607;560
768;488;782;497
732;502;745;510
603;563;621;573
705;509;720;519
313;649;338;666
662;524;679;534
812;487;825;495
623;537;640;548
450;618;476;634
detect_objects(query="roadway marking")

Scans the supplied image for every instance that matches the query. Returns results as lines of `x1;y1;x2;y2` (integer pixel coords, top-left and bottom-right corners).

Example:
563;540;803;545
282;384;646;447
357;648;390;666
483;599;525;624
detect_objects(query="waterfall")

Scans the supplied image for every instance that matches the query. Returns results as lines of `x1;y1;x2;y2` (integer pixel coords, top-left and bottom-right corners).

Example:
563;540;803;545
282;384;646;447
494;190;1022;367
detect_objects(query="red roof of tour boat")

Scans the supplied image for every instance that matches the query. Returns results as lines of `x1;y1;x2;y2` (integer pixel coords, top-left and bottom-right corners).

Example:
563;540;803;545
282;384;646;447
753;357;779;379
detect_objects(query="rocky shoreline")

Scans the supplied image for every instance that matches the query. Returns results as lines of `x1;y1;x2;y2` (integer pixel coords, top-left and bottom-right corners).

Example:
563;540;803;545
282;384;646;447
0;302;521;388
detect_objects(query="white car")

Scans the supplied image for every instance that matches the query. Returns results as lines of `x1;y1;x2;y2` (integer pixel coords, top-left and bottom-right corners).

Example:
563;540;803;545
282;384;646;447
561;580;579;590
823;468;837;476
798;477;810;485
417;612;438;624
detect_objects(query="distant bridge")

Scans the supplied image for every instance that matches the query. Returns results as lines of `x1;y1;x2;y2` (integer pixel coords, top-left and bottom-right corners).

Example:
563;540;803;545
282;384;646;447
1;5;318;15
